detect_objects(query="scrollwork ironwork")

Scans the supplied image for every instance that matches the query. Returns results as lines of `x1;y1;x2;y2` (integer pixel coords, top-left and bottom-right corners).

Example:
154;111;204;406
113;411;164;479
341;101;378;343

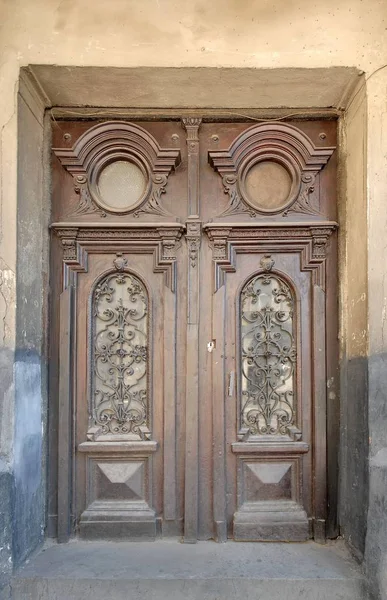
91;271;150;439
240;273;297;437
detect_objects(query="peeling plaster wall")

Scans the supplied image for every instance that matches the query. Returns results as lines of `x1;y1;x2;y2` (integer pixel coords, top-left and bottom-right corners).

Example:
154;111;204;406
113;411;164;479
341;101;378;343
0;0;387;597
0;0;386;276
364;68;387;600
338;78;369;560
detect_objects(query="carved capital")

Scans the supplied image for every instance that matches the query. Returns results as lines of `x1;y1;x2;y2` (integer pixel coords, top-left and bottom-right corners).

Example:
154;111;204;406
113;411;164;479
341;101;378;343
158;226;184;261
311;228;331;259
56;227;79;261
206;227;232;261
182;117;202;142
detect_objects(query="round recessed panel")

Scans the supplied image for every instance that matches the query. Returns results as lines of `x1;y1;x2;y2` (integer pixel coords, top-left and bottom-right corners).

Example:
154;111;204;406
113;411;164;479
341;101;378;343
244;161;292;212
97;160;146;211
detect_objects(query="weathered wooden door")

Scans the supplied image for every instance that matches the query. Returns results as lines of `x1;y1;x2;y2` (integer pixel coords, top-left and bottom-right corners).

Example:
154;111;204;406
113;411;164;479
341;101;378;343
50;117;338;543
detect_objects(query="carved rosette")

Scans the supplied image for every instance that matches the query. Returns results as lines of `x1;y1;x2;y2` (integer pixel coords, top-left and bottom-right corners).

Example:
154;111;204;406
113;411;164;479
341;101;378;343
53;122;181;219
208;123;336;219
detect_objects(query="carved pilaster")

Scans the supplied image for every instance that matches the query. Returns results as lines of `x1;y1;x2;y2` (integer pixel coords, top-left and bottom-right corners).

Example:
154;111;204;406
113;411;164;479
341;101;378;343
181;116;202;543
182;117;202;217
185;219;201;268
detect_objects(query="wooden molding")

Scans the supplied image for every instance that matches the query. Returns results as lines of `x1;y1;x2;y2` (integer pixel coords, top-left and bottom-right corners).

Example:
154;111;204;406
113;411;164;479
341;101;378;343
53;121;181;218
203;221;337;291
52;222;185;292
208;122;335;218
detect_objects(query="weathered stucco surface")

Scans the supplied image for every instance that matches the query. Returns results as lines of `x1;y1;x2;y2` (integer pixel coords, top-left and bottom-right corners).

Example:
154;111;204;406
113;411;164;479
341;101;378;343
0;0;386;274
0;0;387;599
338;78;369;560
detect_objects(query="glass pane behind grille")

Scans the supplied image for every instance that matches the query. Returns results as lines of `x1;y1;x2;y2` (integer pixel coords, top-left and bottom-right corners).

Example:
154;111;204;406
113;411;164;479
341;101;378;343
240;273;296;436
98;160;146;210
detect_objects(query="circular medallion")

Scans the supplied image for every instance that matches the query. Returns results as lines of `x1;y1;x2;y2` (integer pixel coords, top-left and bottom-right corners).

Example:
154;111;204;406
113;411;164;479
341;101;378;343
97;160;147;211
243;160;292;212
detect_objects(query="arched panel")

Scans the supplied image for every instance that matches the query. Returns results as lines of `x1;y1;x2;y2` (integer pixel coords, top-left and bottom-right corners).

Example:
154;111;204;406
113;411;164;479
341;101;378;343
53;121;181;217
90;269;151;440
208;121;336;218
239;271;297;439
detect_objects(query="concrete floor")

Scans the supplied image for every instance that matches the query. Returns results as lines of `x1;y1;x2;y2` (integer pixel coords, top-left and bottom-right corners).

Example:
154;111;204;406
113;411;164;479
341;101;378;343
9;539;367;600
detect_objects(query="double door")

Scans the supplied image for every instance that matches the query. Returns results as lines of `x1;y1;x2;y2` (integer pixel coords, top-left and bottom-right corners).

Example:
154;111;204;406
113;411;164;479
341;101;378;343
49;117;338;542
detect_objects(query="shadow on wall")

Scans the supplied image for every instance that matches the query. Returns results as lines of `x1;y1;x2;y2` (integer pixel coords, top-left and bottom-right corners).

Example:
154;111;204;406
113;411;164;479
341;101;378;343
13;349;45;567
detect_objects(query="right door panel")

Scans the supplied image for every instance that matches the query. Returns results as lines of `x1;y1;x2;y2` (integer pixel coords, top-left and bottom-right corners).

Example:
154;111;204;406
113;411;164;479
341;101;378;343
203;118;338;542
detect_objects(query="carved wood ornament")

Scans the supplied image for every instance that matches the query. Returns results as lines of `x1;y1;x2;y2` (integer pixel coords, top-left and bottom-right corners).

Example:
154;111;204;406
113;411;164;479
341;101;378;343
51;117;338;544
53;223;185;292
204;223;336;291
208;123;335;218
53;121;181;218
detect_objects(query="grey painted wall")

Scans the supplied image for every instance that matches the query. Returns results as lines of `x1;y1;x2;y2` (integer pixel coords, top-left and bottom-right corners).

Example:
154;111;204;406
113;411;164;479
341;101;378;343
365;354;387;599
13;91;49;567
0;82;49;593
340;357;369;558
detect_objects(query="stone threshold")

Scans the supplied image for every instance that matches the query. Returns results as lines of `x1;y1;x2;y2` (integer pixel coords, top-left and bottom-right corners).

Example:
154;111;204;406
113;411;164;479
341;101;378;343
8;538;367;600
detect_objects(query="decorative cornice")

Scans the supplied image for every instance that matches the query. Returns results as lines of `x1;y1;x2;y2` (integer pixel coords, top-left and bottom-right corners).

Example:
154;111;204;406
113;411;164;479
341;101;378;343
52;222;185;292
203;222;337;291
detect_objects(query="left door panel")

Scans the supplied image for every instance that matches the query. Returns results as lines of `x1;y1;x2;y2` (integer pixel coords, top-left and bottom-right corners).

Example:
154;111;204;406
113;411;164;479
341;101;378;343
49;120;187;540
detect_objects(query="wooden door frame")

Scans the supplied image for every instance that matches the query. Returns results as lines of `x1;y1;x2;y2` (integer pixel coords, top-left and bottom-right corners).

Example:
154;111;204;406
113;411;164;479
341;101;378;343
49;115;338;543
15;65;366;547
